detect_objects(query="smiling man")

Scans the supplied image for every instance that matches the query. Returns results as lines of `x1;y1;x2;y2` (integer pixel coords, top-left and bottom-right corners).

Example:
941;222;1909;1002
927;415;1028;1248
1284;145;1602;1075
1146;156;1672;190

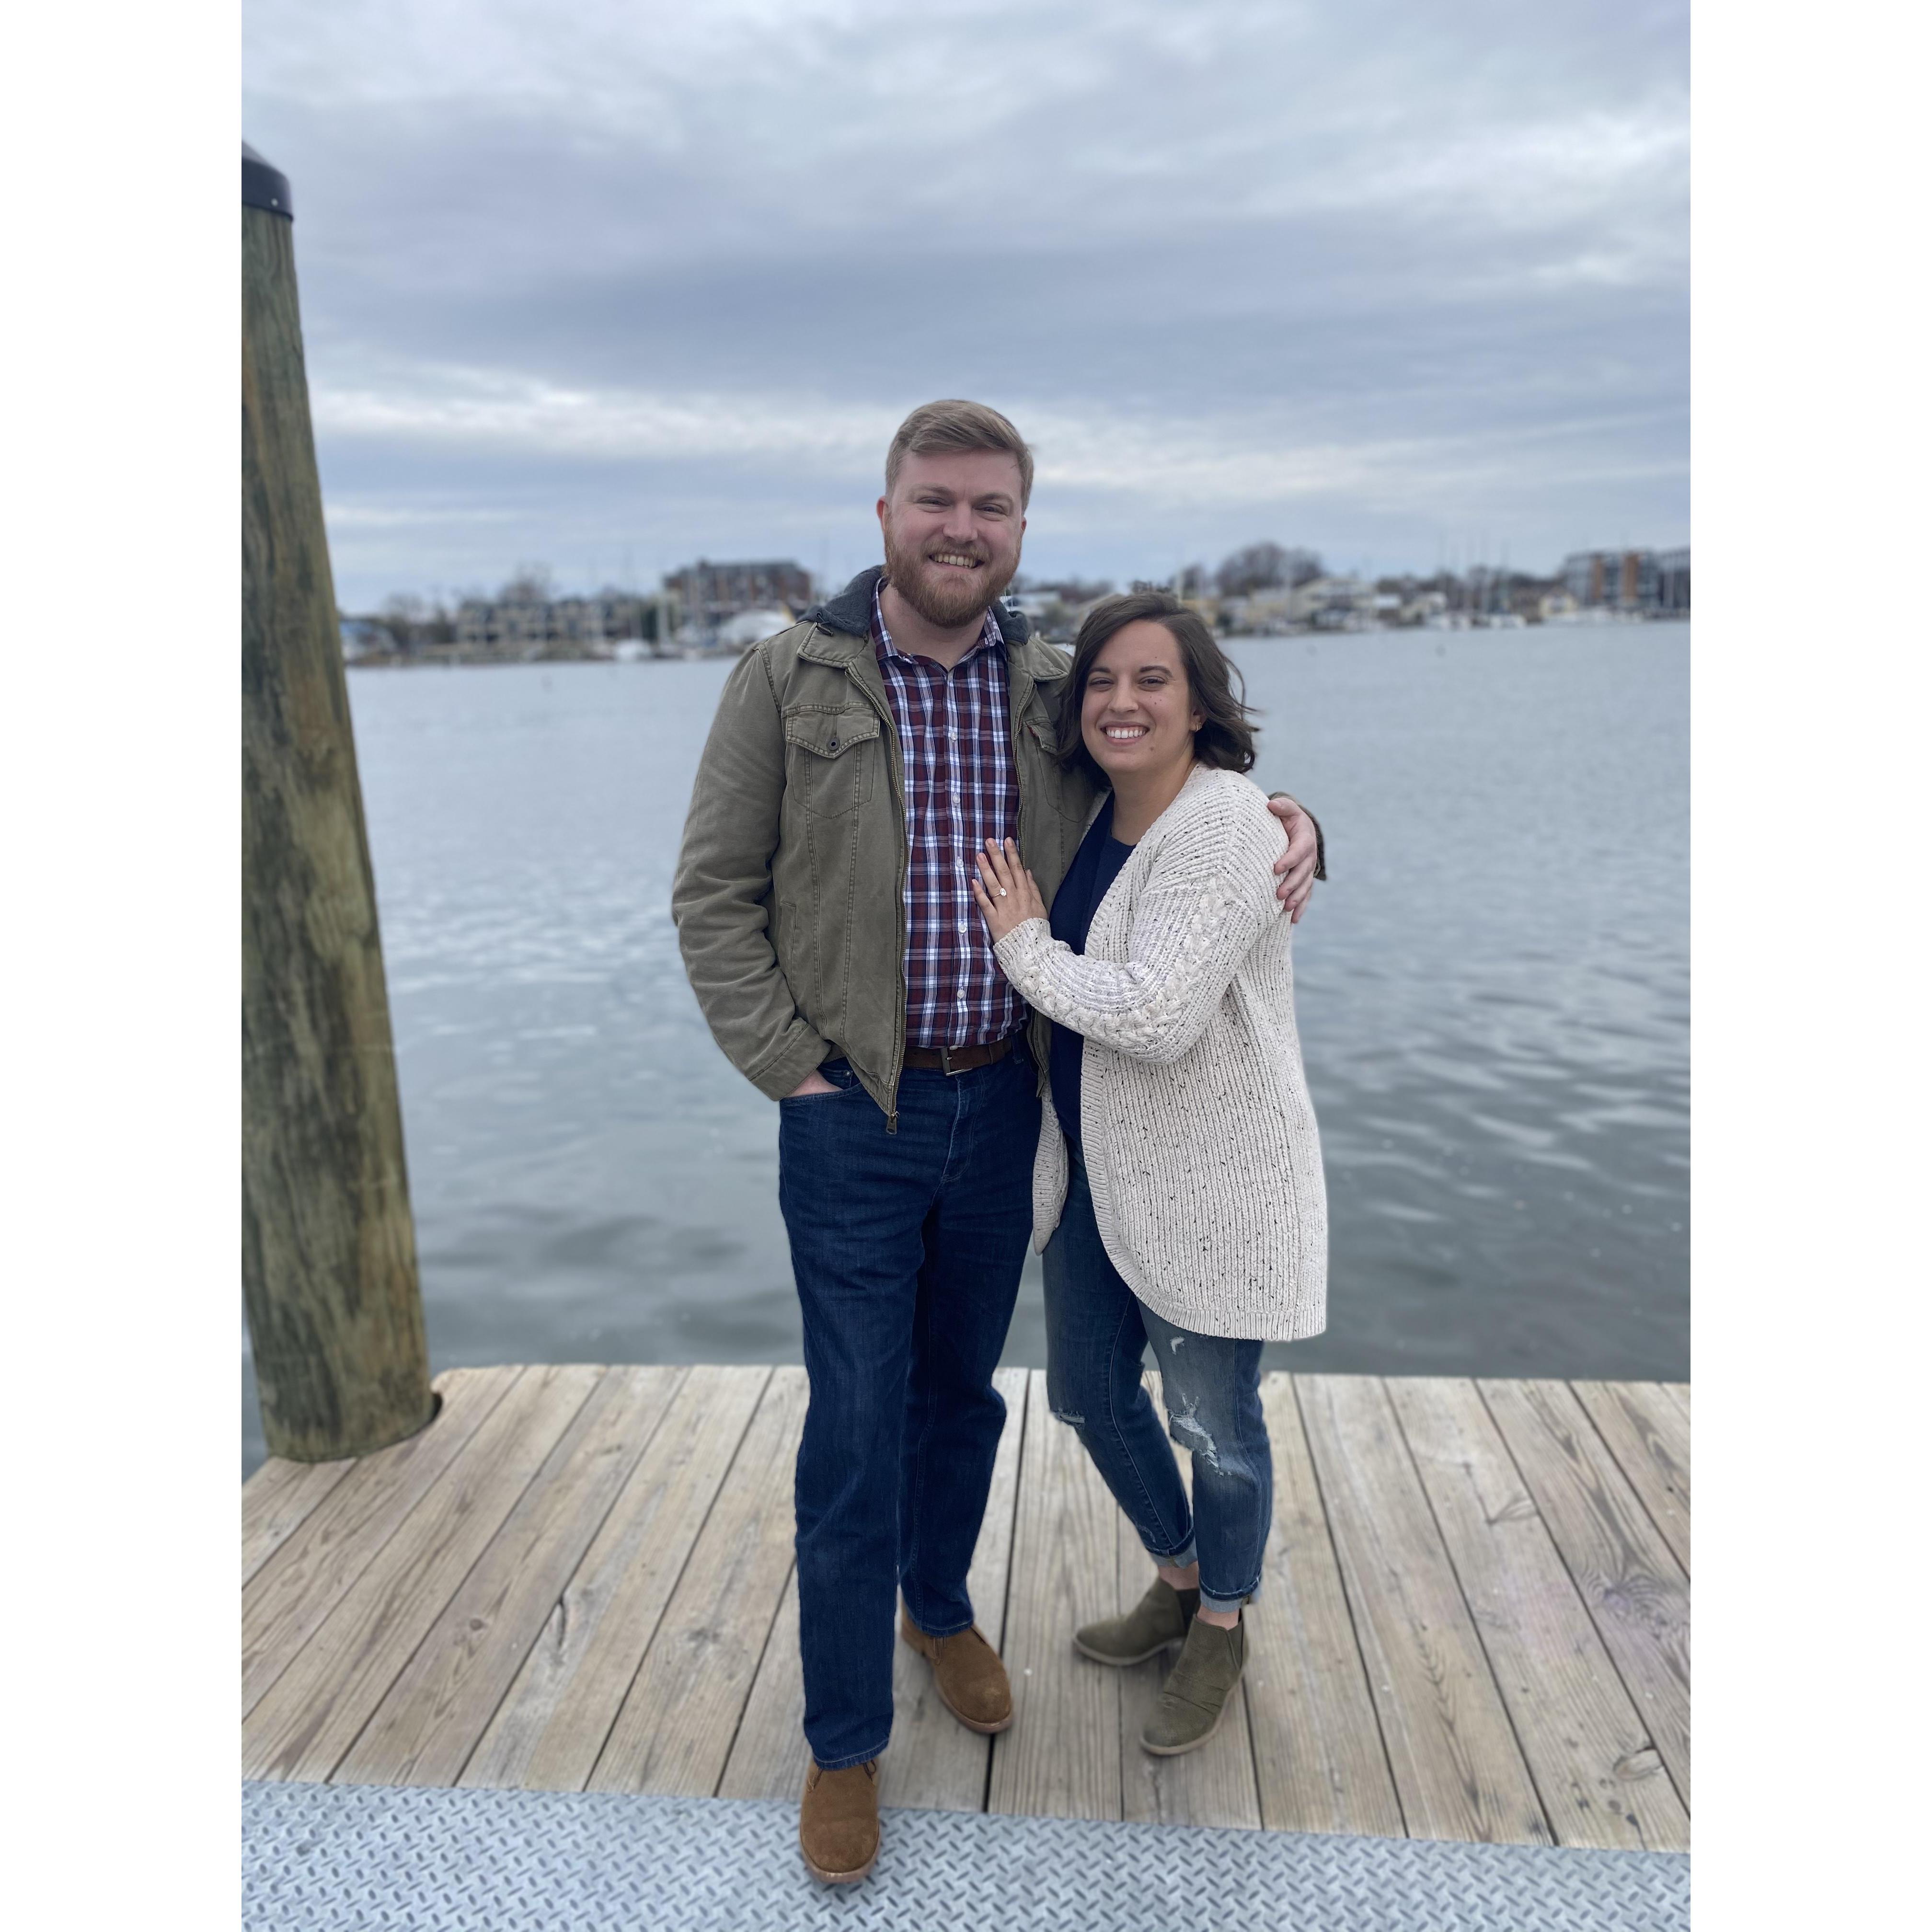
672;400;1322;1884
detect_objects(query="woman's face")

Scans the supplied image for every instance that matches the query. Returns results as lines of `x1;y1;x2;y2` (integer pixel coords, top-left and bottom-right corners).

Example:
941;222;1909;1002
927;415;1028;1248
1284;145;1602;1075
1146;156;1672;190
1080;620;1205;782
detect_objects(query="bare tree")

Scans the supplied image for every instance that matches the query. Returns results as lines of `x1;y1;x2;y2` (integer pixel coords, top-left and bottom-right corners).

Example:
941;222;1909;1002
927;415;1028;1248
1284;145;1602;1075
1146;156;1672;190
1214;543;1323;597
501;563;554;604
377;592;426;653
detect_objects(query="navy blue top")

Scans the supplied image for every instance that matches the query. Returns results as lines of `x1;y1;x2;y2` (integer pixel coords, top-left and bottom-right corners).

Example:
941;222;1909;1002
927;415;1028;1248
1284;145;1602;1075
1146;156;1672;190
1046;796;1134;1161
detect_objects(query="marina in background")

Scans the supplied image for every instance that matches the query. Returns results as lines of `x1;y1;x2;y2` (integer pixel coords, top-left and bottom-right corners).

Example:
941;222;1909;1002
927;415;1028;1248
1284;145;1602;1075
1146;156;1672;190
340;543;1690;666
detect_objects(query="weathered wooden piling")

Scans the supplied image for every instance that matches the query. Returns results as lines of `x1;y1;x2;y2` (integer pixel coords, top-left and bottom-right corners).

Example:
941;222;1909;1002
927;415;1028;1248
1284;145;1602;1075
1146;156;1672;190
242;143;434;1460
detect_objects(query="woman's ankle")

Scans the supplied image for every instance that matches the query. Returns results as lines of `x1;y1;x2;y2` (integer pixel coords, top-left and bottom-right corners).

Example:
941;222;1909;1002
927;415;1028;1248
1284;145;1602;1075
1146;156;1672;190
1155;1561;1199;1591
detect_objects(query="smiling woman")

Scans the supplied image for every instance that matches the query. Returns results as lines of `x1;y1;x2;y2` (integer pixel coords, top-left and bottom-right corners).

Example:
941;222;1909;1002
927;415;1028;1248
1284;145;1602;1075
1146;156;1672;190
970;587;1327;1751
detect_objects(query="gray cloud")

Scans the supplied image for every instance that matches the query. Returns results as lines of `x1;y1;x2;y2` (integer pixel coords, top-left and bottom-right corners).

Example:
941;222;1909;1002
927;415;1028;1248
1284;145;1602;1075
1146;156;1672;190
245;0;1688;605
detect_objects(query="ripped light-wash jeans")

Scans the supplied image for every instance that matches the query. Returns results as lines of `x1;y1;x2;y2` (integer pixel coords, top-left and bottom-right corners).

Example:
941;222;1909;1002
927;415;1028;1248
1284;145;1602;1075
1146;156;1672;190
1043;1150;1273;1613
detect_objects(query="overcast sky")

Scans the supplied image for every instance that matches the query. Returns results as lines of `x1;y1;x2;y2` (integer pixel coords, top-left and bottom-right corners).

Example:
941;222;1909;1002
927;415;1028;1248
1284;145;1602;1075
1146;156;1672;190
244;0;1688;609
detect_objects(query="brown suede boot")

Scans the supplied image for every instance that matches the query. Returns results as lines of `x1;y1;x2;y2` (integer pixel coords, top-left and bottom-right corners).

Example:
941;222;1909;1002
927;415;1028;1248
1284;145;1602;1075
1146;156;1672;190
898;1613;1014;1734
798;1758;880;1885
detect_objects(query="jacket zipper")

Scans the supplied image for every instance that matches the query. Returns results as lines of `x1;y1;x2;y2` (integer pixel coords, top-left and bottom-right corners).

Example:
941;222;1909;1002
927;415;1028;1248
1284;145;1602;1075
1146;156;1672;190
1009;667;1054;1085
845;661;908;1133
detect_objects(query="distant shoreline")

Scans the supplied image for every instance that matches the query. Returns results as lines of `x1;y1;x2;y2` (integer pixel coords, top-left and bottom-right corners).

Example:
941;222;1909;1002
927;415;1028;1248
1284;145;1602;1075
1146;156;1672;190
347;612;1689;670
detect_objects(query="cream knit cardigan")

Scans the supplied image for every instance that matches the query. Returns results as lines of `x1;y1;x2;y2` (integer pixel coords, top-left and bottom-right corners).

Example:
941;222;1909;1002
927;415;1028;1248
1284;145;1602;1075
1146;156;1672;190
991;763;1327;1342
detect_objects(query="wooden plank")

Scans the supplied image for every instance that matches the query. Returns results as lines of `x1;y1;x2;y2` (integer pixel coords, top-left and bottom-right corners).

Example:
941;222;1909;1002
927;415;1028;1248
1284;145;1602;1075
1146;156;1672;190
1246;1373;1406;1839
1663;1383;1689;1418
1479;1379;1690;1806
1295;1375;1552;1846
242;1455;355;1586
1571;1382;1690;1575
987;1370;1122;1821
242;1364;603;1781
883;1364;1030;1812
715;1564;809;1803
243;1367;523;1713
1388;1379;1689;1852
332;1367;688;1786
718;1364;1033;1809
465;1366;770;1792
585;1368;808;1796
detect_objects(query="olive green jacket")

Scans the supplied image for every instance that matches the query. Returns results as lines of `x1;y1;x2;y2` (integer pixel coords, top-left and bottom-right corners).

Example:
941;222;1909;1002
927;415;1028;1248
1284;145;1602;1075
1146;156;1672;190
671;569;1101;1127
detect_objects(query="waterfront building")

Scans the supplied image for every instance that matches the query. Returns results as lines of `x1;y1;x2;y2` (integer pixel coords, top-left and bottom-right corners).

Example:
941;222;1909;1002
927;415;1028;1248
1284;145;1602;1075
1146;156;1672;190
1229;586;1298;632
1560;548;1687;616
453;589;658;658
1289;575;1376;628
1656;548;1690;616
663;559;813;631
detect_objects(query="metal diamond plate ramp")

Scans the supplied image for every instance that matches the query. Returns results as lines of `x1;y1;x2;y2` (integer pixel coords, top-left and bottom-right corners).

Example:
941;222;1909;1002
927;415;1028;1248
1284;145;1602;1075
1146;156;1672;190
244;1781;1688;1931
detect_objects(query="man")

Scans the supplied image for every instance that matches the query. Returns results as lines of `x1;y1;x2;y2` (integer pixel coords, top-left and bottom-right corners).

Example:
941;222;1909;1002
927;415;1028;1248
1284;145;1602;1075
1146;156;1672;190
672;400;1322;1884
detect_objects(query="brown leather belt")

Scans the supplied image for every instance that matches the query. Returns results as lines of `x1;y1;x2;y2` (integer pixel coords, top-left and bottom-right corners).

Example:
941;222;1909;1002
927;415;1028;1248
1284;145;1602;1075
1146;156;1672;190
902;1031;1024;1076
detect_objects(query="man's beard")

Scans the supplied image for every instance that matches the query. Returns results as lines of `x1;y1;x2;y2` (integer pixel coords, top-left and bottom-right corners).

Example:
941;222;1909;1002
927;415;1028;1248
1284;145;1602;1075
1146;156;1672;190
881;526;1020;629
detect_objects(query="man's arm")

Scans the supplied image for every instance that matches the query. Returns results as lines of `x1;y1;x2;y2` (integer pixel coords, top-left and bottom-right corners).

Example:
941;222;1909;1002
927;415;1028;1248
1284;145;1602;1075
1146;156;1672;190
1265;793;1326;923
671;649;834;1099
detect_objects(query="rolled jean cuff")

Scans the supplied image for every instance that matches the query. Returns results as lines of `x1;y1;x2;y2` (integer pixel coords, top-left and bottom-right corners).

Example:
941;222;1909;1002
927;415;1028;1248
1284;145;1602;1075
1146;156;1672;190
813;1737;890;1773
1149;1538;1198;1571
1199;1581;1257;1615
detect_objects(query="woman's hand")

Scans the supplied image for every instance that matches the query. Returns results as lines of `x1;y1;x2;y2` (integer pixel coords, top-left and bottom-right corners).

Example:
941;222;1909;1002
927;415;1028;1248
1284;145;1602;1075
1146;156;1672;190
972;837;1047;943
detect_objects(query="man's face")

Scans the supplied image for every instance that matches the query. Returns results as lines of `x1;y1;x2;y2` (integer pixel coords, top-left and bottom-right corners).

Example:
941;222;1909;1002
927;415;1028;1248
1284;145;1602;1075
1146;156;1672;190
876;449;1027;628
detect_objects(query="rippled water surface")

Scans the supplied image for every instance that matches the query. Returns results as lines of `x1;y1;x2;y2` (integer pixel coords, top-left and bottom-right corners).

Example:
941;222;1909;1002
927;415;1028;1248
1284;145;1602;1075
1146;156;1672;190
243;631;1687;1472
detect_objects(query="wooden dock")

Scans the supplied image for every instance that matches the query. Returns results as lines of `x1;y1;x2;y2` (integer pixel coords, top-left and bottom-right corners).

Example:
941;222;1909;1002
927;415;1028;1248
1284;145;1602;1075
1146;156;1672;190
242;1365;1688;1852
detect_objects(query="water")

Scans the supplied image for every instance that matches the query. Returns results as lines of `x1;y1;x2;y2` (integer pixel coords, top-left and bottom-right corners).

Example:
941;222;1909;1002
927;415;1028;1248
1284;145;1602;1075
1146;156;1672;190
242;630;1688;1474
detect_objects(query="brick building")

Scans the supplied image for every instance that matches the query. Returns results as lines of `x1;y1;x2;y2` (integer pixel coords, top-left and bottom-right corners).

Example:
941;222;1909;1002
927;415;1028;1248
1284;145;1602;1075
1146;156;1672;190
663;560;813;630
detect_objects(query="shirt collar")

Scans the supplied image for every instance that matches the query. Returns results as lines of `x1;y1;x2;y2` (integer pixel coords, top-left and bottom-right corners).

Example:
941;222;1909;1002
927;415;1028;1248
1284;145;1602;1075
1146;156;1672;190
872;581;1004;668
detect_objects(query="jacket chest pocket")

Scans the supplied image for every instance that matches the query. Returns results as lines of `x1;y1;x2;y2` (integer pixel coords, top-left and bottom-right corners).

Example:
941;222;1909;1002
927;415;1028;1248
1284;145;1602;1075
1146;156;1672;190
1022;712;1087;821
784;707;881;817
1022;714;1062;777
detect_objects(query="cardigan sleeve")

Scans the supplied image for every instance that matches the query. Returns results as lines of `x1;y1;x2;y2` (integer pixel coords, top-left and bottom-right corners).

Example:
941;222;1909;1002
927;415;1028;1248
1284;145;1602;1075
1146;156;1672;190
992;799;1280;1065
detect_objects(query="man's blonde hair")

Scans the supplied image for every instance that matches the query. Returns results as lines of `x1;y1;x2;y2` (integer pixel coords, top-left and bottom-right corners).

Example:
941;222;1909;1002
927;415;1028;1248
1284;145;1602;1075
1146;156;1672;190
885;400;1034;509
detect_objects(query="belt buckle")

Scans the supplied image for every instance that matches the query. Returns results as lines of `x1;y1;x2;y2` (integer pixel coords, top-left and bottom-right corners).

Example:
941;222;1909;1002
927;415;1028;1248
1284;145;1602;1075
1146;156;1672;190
938;1044;962;1076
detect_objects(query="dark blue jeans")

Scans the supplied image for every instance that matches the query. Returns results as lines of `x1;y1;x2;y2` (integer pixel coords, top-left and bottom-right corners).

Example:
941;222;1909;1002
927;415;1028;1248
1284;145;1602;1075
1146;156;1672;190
1043;1151;1273;1613
777;1046;1038;1770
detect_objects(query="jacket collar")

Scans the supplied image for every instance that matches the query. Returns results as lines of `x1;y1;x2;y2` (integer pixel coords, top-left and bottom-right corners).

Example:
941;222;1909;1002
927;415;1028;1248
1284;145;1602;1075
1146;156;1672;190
798;565;1047;664
796;570;1073;739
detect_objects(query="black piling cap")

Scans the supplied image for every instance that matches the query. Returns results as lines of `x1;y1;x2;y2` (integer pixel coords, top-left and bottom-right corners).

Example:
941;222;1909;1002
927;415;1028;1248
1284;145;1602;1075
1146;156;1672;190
242;143;293;219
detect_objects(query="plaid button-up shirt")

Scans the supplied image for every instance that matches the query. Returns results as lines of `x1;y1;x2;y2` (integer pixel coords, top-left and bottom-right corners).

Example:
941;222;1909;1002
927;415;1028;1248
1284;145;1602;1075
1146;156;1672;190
872;583;1027;1050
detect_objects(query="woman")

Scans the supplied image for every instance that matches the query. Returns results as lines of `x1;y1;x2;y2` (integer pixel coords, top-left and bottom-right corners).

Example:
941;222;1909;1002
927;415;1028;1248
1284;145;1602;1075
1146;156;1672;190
971;589;1326;1756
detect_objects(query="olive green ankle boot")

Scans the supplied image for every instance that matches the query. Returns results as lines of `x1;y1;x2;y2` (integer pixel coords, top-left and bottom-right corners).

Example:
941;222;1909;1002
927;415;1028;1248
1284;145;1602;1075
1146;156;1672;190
1140;1612;1246;1755
1073;1577;1200;1667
